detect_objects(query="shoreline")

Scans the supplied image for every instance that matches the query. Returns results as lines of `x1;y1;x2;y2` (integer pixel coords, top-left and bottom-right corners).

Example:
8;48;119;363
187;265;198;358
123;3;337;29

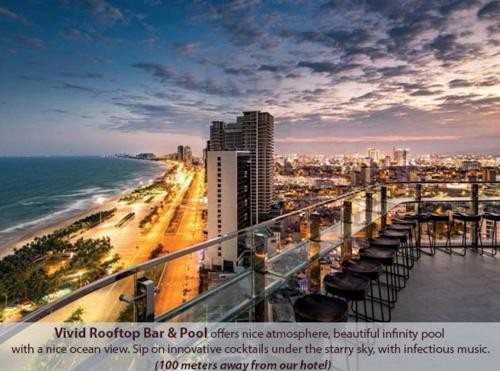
0;159;169;260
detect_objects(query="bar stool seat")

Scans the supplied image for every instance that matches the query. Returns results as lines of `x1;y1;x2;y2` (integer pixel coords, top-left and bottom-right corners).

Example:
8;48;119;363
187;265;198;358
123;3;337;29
396;217;417;226
389;223;412;232
483;212;500;222
343;259;383;280
359;247;395;265
370;237;401;249
324;272;369;301
429;213;449;222
293;294;348;322
382;229;408;243
454;212;481;223
416;213;431;223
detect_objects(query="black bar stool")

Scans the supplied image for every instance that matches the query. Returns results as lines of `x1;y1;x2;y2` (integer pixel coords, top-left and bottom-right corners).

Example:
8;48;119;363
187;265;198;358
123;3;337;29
370;237;408;285
481;213;499;256
323;272;369;322
386;222;416;265
428;213;451;255
415;213;432;253
343;259;390;322
447;212;482;256
380;228;414;269
359;247;398;305
392;216;420;259
294;293;349;322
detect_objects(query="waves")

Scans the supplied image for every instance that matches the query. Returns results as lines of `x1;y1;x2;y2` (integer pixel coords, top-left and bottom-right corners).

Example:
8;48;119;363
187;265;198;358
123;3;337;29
0;198;87;234
0;157;166;250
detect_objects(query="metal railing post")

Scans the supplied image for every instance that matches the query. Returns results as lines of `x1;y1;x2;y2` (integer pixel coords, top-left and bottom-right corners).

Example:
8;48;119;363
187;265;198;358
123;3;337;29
381;186;387;229
119;277;158;322
250;230;268;321
472;183;479;247
365;191;373;241
308;211;321;293
310;211;321;242
342;201;352;262
415;184;423;247
416;183;422;215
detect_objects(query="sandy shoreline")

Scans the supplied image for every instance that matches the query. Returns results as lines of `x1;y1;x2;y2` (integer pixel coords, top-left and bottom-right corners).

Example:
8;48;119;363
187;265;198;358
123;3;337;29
0;199;118;260
0;160;169;260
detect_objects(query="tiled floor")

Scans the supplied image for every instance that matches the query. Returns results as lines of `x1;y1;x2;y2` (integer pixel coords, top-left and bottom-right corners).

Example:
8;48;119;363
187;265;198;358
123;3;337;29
392;248;500;321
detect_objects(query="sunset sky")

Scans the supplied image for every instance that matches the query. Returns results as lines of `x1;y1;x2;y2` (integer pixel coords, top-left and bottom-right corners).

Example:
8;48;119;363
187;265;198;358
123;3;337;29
0;0;499;156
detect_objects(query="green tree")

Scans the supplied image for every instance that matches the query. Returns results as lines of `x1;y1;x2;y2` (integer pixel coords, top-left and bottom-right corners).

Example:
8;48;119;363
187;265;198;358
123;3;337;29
64;306;84;323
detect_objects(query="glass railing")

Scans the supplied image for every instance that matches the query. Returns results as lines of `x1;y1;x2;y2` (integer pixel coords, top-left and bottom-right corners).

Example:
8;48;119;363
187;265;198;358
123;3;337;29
10;182;499;324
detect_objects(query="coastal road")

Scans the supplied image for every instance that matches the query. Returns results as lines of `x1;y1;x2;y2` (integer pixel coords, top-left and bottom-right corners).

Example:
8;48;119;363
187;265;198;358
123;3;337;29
71;162;193;268
154;169;206;318
40;164;203;322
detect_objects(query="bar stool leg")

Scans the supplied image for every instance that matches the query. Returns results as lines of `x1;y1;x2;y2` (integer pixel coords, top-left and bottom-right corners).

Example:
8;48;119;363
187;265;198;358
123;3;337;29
453;220;467;257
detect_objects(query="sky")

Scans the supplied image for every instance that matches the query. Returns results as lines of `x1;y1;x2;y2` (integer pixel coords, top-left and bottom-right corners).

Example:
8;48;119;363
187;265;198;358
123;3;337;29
0;0;499;156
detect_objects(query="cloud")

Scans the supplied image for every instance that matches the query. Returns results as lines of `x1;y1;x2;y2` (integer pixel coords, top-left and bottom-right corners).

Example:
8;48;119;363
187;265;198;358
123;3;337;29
17;75;49;82
410;89;444;97
78;53;112;65
193;0;273;50
172;42;205;55
55;83;104;96
77;0;125;25
297;61;361;75
132;63;176;81
448;79;473;88
60;28;91;41
18;36;45;49
0;5;27;23
284;28;371;50
427;34;478;62
61;72;106;80
133;62;244;96
258;64;290;73
223;66;255;76
477;0;500;19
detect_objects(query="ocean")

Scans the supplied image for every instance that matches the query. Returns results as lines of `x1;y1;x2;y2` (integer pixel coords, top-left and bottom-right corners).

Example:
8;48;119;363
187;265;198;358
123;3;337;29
0;156;165;251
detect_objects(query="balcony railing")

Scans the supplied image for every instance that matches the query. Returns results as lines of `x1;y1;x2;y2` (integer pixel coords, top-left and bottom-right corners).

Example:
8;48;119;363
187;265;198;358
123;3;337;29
11;181;500;324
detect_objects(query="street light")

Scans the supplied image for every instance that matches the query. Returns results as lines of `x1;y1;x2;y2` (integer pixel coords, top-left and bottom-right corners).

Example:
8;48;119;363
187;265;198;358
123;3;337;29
77;271;84;287
96;197;105;224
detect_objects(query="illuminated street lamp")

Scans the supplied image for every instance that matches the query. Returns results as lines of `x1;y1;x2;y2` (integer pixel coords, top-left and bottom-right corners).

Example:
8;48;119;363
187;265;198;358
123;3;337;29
96;197;105;224
77;271;84;287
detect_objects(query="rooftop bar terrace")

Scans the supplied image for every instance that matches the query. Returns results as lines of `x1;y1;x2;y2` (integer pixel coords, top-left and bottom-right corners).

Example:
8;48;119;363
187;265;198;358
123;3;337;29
11;181;500;324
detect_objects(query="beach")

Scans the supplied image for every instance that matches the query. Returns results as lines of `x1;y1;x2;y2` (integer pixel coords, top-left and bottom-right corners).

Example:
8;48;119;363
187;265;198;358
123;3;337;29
0;156;167;258
0;158;207;322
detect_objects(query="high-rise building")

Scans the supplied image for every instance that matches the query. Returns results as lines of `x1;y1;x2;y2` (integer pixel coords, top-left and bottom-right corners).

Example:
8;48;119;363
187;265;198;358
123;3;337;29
394;166;418;182
239;111;274;223
206;151;251;271
383;155;392;168
393;147;410;166
209;121;226;151
225;122;244;150
177;145;185;161
177;145;192;165
483;167;497;182
367;148;380;162
208;111;274;224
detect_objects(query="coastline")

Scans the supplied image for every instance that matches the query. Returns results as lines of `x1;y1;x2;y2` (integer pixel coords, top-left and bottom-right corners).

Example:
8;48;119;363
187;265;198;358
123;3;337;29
0;159;169;260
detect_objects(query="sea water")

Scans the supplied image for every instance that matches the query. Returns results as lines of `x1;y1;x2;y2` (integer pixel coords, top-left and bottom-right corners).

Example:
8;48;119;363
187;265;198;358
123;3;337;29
0;156;165;251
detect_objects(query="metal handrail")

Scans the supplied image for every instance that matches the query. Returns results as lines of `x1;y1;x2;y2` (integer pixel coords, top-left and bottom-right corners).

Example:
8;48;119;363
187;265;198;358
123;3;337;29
19;181;499;322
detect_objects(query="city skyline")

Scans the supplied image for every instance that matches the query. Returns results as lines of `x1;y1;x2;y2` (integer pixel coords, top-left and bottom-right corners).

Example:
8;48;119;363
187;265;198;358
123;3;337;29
0;0;499;156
